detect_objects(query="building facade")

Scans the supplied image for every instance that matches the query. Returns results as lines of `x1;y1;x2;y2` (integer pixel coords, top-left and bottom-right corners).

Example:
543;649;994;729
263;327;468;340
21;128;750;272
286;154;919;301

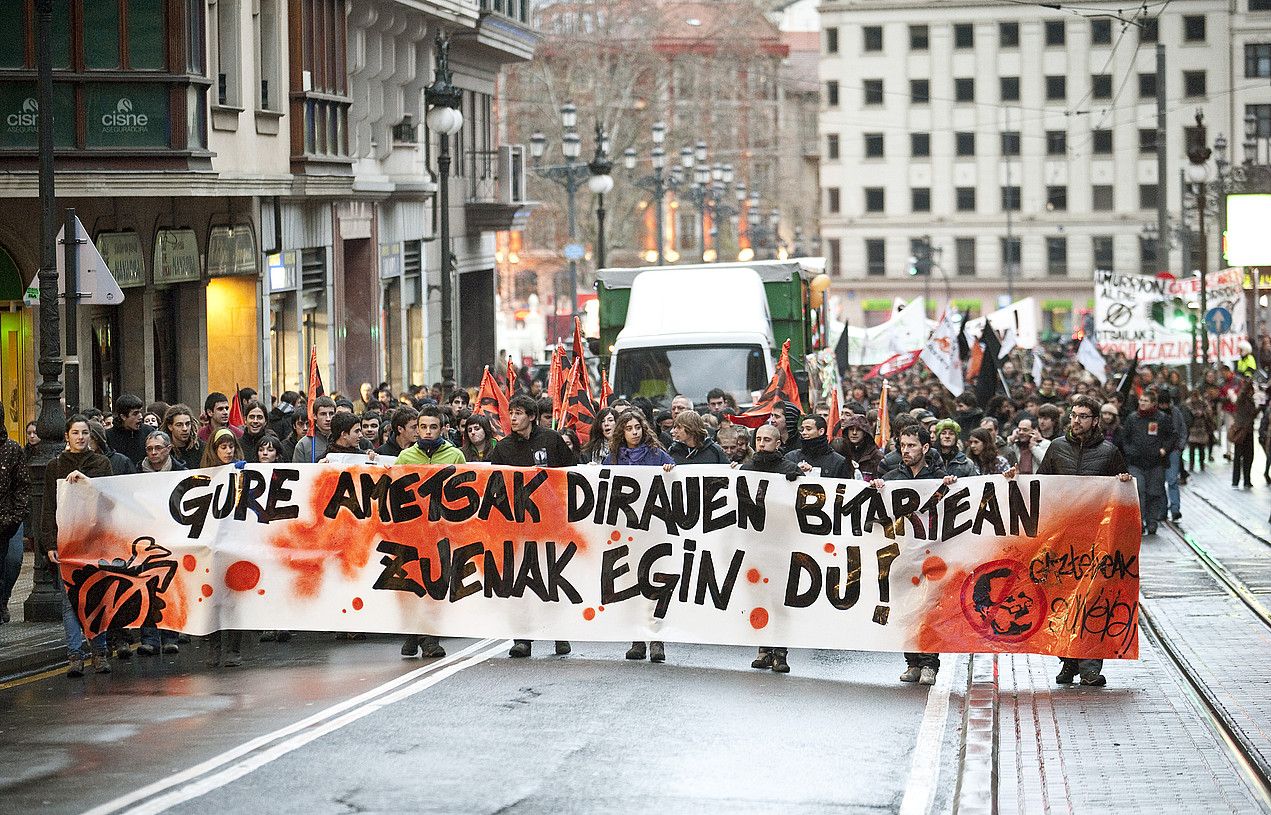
0;0;534;437
818;0;1247;336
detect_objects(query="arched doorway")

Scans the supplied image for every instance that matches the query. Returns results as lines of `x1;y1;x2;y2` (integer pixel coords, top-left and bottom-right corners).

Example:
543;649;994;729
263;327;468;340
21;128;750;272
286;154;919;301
0;246;34;443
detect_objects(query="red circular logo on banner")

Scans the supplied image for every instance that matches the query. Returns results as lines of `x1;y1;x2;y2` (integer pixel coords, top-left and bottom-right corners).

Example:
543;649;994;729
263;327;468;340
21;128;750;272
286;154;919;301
960;560;1045;643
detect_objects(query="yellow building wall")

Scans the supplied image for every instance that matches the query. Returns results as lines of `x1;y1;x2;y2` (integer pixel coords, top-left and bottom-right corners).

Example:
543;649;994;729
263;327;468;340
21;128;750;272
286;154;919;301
206;277;260;398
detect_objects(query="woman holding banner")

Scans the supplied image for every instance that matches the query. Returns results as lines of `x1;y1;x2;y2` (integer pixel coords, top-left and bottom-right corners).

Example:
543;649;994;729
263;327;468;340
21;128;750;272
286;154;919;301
605;409;675;664
201;428;247;667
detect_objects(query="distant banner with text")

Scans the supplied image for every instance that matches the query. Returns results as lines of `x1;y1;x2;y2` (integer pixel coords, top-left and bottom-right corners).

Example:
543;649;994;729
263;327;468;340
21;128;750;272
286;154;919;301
1094;268;1247;364
54;465;1142;658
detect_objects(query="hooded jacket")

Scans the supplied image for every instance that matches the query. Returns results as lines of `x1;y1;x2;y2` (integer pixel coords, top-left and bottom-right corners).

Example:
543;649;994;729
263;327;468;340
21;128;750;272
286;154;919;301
1118;408;1177;469
396;437;467;466
488;424;578;468
935;445;981;478
667;439;728;466
881;452;948;482
785;434;851;478
740;450;802;480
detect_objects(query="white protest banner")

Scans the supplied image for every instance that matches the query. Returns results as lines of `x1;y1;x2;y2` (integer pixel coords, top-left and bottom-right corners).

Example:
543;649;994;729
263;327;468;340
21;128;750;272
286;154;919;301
920;310;964;395
849;297;930;365
54;464;1141;659
965;297;1038;349
1094;269;1247;364
1077;336;1108;384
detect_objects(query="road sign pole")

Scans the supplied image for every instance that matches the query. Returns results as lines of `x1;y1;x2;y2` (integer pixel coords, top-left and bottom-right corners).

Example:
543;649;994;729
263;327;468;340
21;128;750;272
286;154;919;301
63;208;80;413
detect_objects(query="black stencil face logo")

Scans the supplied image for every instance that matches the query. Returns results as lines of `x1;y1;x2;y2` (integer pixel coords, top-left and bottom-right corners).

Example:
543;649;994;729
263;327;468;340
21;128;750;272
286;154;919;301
1105;303;1132;328
65;537;178;639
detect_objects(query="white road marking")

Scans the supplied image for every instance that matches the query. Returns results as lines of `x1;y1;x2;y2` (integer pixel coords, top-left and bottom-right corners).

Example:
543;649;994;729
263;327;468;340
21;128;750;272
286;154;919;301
898;655;960;815
82;638;508;815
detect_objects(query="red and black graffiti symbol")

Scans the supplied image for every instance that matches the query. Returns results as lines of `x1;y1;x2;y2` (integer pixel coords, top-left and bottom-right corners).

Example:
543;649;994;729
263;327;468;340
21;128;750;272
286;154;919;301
66;537;178;639
960;559;1046;643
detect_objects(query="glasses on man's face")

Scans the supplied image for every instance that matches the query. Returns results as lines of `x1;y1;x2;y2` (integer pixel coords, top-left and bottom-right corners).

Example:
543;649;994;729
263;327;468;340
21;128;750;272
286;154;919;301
1070;412;1095;421
145;445;169;453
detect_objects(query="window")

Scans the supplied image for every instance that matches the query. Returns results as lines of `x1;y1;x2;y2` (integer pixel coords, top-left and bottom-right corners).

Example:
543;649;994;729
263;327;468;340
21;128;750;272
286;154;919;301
1092;74;1112;99
1093;236;1114;271
865;187;885;212
1139;236;1158;274
1138;72;1156;99
1001;131;1021;156
863;25;883;51
213;0;242;107
1045;20;1065;46
956;131;976;156
1092;185;1114;210
1046;75;1066;100
910;25;929;50
827;133;840;160
826;80;840;106
956;238;976;276
954;23;974;48
1046;185;1067;211
864;133;884;158
1000;76;1020;101
911;132;931;157
1001;237;1022;272
1254;0;1271;11
1139;128;1157;153
999;21;1019;47
295;0;352;159
1046;130;1067;155
1248;104;1271;138
1141;18;1158;43
1091;19;1112;44
1092;129;1113;154
956;187;976;212
1246;44;1271;78
1183;15;1206;42
911;79;930;103
866;239;886;276
252;0;283;112
825;27;839;54
1139;184;1158;209
912;188;931;212
955;78;975;102
1046;237;1067;275
827;238;842;276
1002;186;1021;211
1184;70;1206;97
827;187;841;214
864;79;884;105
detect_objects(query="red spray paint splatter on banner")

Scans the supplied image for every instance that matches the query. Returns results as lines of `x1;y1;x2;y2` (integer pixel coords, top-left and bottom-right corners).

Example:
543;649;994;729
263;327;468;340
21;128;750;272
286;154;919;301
200;584;213;598
351;597;363;611
182;555;196;572
225;560;261;591
749;607;769;629
746;568;761;584
921;556;948;581
583;607;596;621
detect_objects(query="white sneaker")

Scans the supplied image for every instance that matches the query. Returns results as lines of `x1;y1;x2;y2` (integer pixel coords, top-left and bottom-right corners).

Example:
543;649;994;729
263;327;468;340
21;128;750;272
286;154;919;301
900;665;922;682
919;666;938;685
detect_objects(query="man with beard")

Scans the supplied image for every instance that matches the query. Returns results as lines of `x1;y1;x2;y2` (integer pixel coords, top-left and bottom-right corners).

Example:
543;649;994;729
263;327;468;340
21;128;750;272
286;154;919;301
871;426;958;686
1036;394;1133;687
162;404;204;470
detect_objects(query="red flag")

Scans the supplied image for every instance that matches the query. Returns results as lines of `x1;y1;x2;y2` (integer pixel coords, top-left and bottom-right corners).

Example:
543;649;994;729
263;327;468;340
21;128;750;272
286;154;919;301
228;383;244;428
560;358;596;444
506;358;517;399
599;371;613;410
727;340;802;429
966;342;984;381
863;350;922;381
476;365;512;437
876;381;891;451
828;387;842;440
572;317;586;368
548;344;566;429
306;346;324;438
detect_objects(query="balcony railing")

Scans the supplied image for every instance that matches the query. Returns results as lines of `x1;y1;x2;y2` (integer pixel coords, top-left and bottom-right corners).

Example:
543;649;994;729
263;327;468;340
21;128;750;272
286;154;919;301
466;149;497;203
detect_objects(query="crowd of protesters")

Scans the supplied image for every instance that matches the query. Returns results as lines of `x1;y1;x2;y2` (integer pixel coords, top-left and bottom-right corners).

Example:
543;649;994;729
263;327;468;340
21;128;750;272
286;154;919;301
8;336;1268;686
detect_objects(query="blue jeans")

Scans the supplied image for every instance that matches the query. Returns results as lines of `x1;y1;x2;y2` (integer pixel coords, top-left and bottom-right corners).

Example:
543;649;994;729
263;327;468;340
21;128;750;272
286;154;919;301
0;522;22;609
55;566;105;656
1164;450;1181;515
140;626;177;649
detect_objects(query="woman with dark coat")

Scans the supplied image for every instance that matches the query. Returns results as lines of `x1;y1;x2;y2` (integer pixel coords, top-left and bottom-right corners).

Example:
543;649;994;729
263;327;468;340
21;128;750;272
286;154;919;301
666;410;728;465
1229;378;1257;489
833;414;884;480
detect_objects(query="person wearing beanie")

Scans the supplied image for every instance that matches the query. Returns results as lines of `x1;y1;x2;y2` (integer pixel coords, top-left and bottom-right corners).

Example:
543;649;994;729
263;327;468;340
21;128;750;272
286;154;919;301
932;418;979;477
771;400;802;457
833;413;884;480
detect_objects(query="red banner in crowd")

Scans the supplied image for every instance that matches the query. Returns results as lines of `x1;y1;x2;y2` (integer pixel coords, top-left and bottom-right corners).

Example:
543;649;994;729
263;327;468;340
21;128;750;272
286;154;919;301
728;340;802;429
475;366;512;437
864;350;922;381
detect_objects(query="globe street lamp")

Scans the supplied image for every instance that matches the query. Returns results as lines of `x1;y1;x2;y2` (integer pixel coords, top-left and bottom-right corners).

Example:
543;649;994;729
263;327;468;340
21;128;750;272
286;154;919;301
625;122;680;265
1186;110;1213;366
424;31;465;383
586;124;614;270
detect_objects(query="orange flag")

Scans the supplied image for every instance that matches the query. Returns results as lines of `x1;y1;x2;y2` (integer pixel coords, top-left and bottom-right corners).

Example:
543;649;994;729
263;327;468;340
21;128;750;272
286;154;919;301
727;340;802;429
228;383;244;428
561;358;596;444
572;316;586;368
306;346;324;440
547;344;566;428
506;357;517;399
476;365;512;437
828;387;842;440
875;380;891;451
599;371;613;410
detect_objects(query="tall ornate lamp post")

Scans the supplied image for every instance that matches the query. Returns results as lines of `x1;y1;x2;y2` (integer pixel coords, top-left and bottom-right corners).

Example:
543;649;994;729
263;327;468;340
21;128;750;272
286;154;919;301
624;121;672;265
424;32;465;384
1185;110;1213;366
586;124;614;270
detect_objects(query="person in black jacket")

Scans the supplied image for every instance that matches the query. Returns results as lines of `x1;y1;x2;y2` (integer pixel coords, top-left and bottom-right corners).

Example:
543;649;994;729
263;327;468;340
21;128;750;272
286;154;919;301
872;425;958;687
786;415;852;478
834;414;884;480
742;425;803;674
667;410;728;465
1116;390;1175;535
88;421;136;476
0;406;30;626
1036;394;1133;688
490;395;578;658
105;393;146;466
376;406;419;458
163;404;205;471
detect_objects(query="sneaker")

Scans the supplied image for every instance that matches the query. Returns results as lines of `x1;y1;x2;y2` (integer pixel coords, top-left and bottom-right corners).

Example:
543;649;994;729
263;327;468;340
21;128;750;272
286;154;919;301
92;650;111;674
222;651;242;668
400;635;420;658
919;667;938;685
1056;663;1079;684
1146;523;1158;535
259;630;278;642
114;645;133;661
625;641;646;660
1079;672;1107;687
162;642;180;655
136;643;159;657
900;665;922;683
770;651;790;673
419;637;446;659
66;654;86;678
649;641;665;663
751;651;773;670
508;640;531;658
1171;510;1181;521
276;631;292;643
554;641;571;656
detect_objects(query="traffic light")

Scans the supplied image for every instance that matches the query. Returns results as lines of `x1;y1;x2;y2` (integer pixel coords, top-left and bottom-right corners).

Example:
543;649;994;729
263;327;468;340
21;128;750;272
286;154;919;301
907;236;932;276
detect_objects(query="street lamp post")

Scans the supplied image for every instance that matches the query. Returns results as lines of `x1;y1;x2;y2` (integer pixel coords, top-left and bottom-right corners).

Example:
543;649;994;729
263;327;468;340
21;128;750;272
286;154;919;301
424;32;465;385
586;123;614;270
625;121;671;265
1186;110;1212;366
529;104;610;320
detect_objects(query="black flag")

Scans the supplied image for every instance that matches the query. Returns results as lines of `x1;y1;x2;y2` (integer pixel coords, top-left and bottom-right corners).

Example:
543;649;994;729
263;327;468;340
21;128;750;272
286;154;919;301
975;326;1003;408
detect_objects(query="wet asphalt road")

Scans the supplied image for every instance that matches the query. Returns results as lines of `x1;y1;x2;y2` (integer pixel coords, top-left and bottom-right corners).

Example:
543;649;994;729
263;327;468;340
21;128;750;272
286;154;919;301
0;635;960;814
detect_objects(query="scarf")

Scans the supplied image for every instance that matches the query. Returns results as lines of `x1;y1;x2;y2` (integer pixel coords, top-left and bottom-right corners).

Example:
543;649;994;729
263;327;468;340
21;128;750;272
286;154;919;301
615;444;663;466
415;437;446;456
141;456;175;473
749;450;786;471
800;434;832;459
